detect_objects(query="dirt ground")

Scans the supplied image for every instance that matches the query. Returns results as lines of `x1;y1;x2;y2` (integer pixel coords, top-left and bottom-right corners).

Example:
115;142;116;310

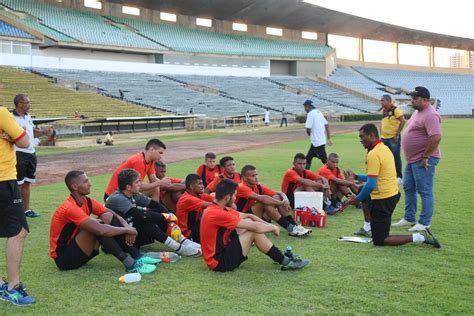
36;124;361;186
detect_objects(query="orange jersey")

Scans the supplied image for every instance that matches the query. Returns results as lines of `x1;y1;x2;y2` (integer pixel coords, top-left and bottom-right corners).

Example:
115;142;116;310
176;191;214;238
317;164;344;182
105;152;155;196
200;203;241;270
235;183;276;213
50;196;107;258
159;178;183;200
281;168;319;195
206;172;241;193
196;164;222;187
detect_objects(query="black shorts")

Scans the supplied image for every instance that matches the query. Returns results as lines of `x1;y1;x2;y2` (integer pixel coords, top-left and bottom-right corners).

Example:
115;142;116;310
0;180;29;238
16;152;37;184
307;144;328;165
54;239;99;270
369;193;401;246
214;231;248;272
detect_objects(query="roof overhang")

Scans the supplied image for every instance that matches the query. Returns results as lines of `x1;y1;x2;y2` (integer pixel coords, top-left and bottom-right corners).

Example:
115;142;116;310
105;0;474;50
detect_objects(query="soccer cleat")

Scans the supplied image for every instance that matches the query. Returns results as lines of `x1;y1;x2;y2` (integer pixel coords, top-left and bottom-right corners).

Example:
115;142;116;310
297;225;312;235
288;225;310;237
391;218;415;228
324;204;339;215
353;227;372;238
420;228;441;248
181;238;201;250
281;258;310;271
408;223;430;232
24;209;40;218
136;255;161;265
177;244;202;257
127;261;156;274
0;282;35;305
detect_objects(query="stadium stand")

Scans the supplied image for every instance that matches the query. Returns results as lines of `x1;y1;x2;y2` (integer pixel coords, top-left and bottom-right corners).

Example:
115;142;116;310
0;67;168;122
0;0;166;49
0;20;34;39
353;67;474;115
328;65;386;98
107;16;331;59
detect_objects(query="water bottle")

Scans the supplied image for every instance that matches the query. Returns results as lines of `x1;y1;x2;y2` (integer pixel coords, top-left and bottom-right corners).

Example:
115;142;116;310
311;211;317;227
118;272;141;283
145;251;181;263
284;246;293;259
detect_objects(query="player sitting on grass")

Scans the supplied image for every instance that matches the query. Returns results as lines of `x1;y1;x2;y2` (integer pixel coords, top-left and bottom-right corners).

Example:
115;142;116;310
236;165;311;237
342;123;440;248
176;174;215;243
205;156;241;193
155;161;185;213
196;152;222;187
317;153;359;209
104;139;166;203
281;153;331;210
50;170;159;273
105;169;201;257
200;179;310;272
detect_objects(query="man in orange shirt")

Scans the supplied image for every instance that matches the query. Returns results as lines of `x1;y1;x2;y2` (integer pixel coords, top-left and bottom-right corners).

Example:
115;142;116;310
176;174;214;243
155;161;185;213
50;171;159;273
196;152;222;187
281;153;330;209
317;153;358;209
235;165;311;237
200;179;310;272
104;139;166;202
205;156;241;193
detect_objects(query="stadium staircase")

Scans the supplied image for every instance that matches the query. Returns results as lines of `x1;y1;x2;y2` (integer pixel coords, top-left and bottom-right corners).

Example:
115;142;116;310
0;67;169;124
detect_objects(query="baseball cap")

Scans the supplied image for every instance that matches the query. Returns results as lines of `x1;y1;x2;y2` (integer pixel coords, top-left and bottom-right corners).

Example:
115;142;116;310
408;86;430;99
303;100;314;106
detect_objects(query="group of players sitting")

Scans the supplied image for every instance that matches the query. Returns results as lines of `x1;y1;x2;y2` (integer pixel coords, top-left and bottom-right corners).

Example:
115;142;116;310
49;138;361;273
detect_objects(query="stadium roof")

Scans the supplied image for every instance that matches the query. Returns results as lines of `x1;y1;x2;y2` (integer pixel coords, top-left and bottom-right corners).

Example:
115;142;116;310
106;0;474;50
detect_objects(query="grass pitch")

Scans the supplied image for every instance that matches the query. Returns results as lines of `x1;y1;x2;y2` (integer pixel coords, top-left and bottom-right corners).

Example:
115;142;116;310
0;119;472;314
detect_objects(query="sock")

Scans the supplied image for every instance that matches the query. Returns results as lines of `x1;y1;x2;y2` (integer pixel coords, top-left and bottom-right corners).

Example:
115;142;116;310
285;215;297;225
276;217;291;230
97;235;128;262
265;245;285;264
363;221;371;231
122;256;135;269
164;237;181;251
412;233;425;243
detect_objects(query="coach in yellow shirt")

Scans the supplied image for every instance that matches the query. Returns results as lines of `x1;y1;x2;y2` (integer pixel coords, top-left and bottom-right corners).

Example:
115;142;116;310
380;95;405;182
0;106;36;305
343;123;440;249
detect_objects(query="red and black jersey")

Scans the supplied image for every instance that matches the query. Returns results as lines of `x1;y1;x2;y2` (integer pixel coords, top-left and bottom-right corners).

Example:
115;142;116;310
281;168;319;208
176;191;214;239
206;172;241;192
235;183;276;213
196;164;222;187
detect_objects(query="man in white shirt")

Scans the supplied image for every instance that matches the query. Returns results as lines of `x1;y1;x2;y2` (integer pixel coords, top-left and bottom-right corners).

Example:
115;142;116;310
13;94;44;218
303;100;332;170
264;109;270;126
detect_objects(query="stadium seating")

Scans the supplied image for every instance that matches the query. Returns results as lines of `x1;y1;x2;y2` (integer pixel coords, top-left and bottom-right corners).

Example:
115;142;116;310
0;20;33;39
353;67;474;115
328;65;386;98
0;67;168;123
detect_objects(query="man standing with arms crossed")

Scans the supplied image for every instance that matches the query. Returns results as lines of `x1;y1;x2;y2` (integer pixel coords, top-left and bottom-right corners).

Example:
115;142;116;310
303;100;332;170
0;105;35;305
12;94;44;218
392;87;442;232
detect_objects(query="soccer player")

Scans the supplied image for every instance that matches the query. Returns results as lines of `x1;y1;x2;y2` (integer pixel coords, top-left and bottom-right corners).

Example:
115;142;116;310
50;171;159;273
236;165;311;237
205;156;241;193
0;106;34;305
196;152;222;187
342;124;440;248
155;161;185;213
176;174;214;243
317;153;359;208
200;179;310;272
105;169;201;256
281;153;331;209
104;139;166;202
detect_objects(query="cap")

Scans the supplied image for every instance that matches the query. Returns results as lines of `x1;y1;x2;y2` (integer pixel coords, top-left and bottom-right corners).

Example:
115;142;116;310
408;86;430;99
303;100;314;106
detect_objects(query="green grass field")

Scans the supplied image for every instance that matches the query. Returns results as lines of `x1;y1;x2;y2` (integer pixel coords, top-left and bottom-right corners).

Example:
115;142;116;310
1;119;473;314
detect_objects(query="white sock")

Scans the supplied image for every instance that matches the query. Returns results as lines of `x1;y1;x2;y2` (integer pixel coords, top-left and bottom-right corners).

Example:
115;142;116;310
363;222;371;231
164;237;181;250
412;233;425;243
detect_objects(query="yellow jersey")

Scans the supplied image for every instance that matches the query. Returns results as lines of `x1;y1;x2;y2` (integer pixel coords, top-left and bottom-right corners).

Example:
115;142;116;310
381;106;403;139
366;142;399;199
0;107;26;181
